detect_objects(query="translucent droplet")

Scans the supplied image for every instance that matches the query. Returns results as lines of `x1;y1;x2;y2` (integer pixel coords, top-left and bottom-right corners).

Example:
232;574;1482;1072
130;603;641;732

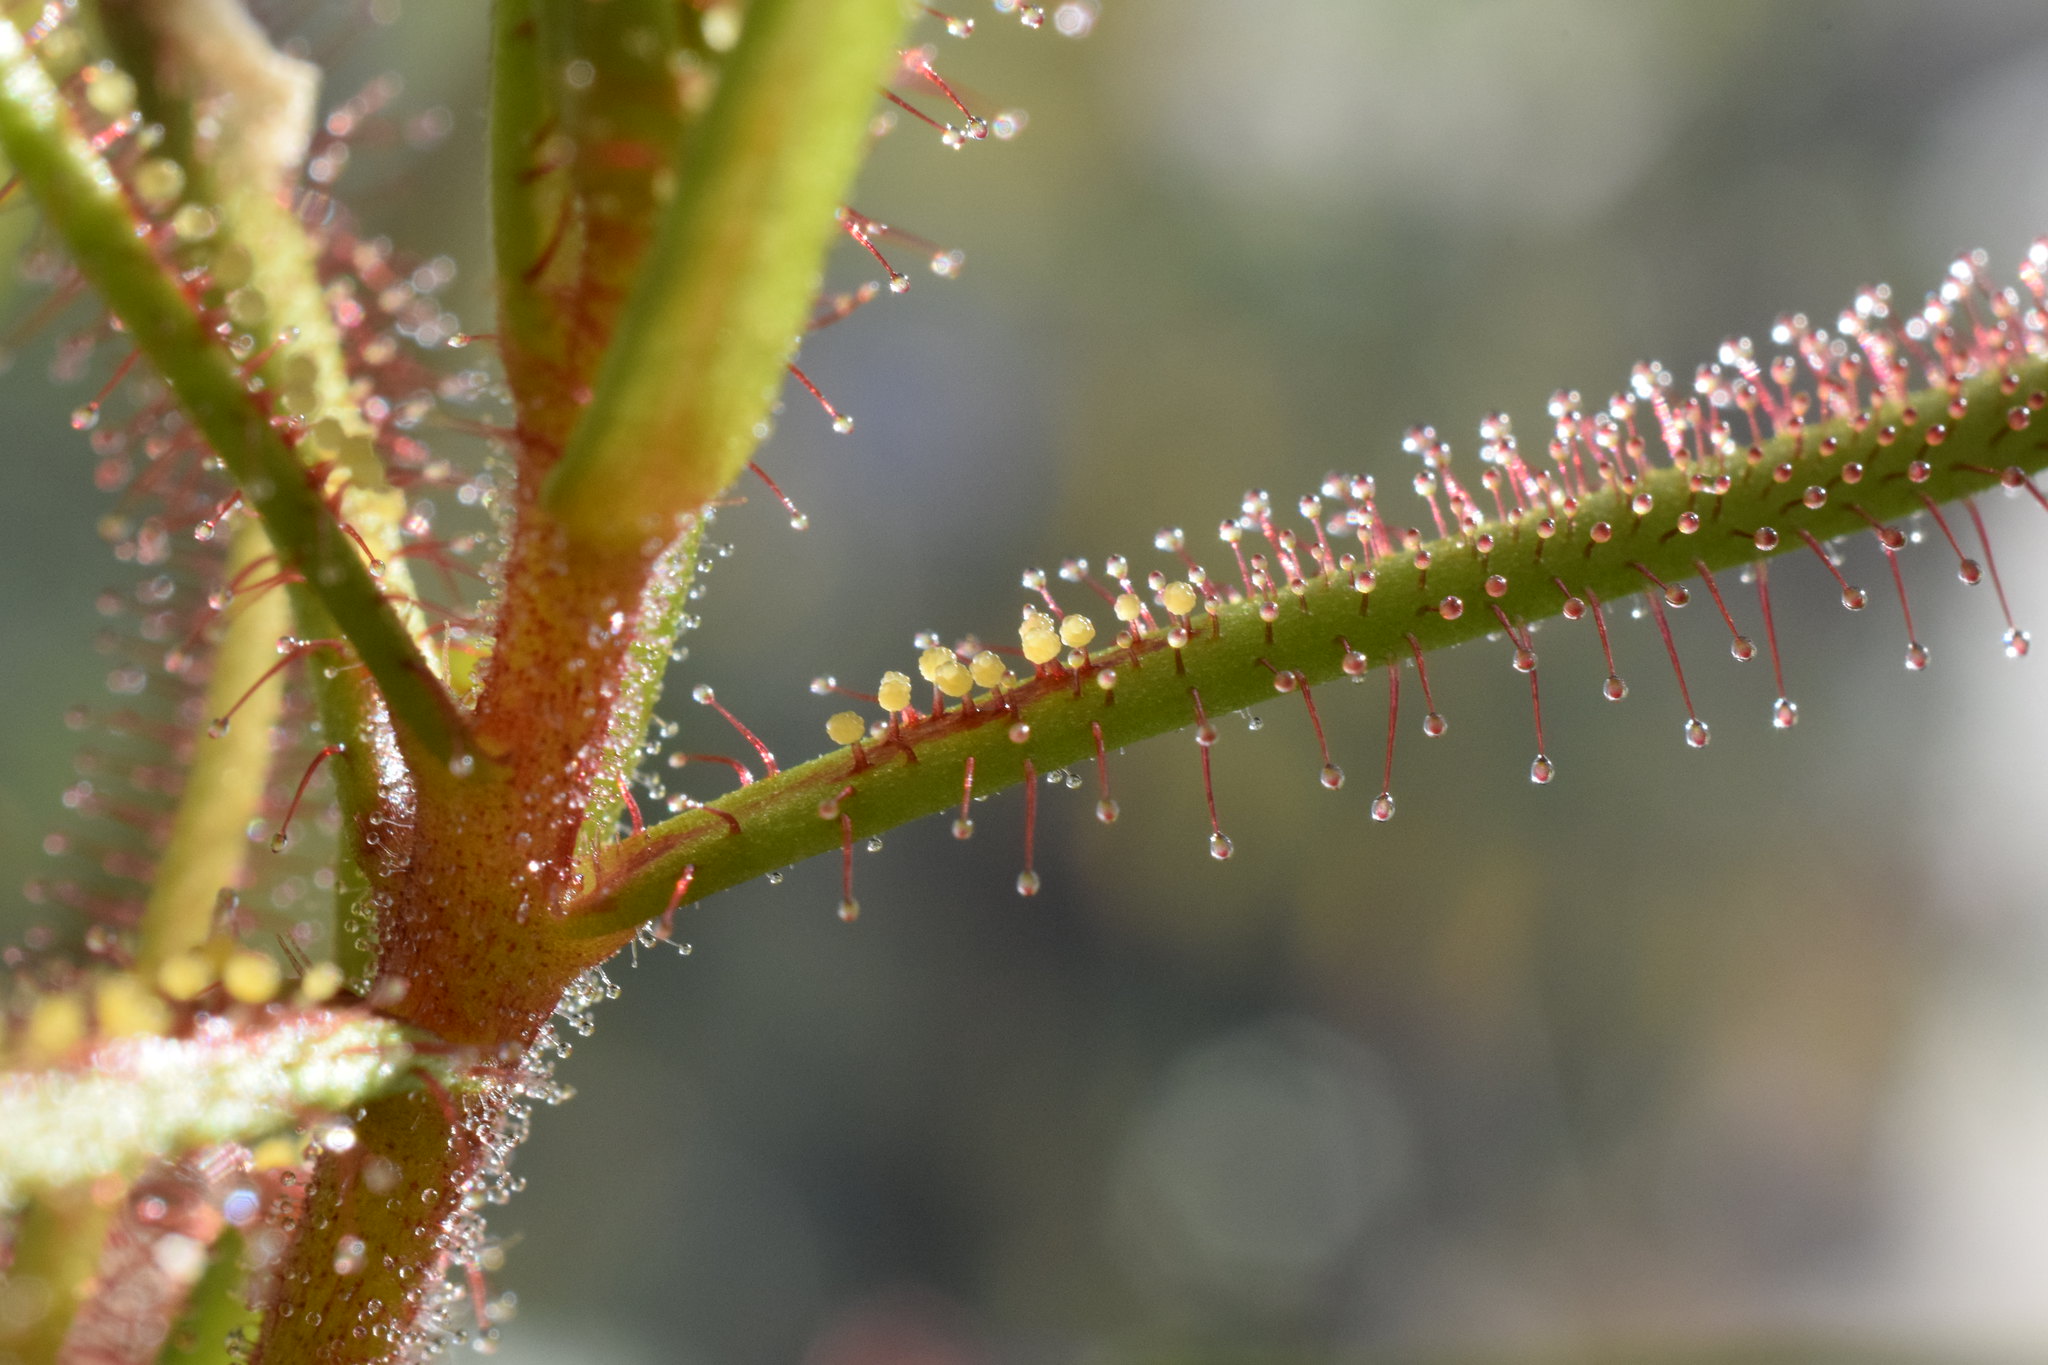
1840;586;1867;611
865;836;884;852
1684;718;1711;748
951;816;974;839
1904;642;1930;671
1958;559;1982;586
1511;647;1536;674
837;898;860;922
789;513;810;531
1729;635;1756;662
1422;711;1448;738
830;414;855;435
1319;763;1344;790
269;830;291;852
1341;649;1368;676
70;403;100;431
1560;596;1585;620
2003;627;2030;659
1602;675;1628;702
1438;595;1464;620
1754;527;1779;551
1370;792;1395;821
1094;798;1120;824
207;717;230;739
1529;754;1556;784
1207;832;1234;860
1663;585;1690;608
1194;722;1218;747
1015;869;1041;896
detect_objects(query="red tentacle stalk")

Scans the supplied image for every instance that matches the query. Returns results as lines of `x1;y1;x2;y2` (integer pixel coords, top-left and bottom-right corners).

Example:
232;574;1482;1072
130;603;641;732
1756;560;1797;727
1960;498;2030;656
748;461;810;531
1372;661;1398;821
657;866;695;940
1916;493;1984;584
786;363;854;434
1584;589;1628;701
1188;688;1232;859
1879;539;1930;671
689;686;778;776
837;814;859;921
1692;560;1757;661
1634;568;1710;748
1016;758;1041;894
1797;528;1870;610
270;745;344;852
1089;722;1117;824
1404;632;1448;736
954;755;976;838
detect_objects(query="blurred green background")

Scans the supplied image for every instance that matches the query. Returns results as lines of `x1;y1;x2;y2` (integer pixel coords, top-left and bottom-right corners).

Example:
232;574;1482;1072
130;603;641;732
11;1;2048;1361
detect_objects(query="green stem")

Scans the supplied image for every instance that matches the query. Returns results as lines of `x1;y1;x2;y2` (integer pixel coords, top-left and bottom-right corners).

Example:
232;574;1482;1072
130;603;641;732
0;1184;113;1364
566;357;2048;941
135;517;289;974
155;1229;255;1365
0;18;470;766
541;0;908;548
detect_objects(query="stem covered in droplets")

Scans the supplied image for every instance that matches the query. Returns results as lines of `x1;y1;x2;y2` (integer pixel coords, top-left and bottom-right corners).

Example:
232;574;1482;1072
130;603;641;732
570;353;2048;940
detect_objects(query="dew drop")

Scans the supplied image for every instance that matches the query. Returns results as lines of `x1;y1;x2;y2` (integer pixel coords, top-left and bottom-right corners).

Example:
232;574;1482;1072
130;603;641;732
1319;763;1345;790
269;830;291;853
1422;711;1448;738
865;836;884;853
1008;722;1031;743
1754;527;1779;551
207;717;230;739
1095;798;1119;824
1904;642;1931;671
1370;793;1395;822
1194;722;1218;747
766;870;784;884
837;898;860;922
1529;754;1556;784
2004;627;2031;659
70;403;100;431
1511;648;1536;674
1840;586;1867;611
951;816;974;839
1958;559;1983;586
1772;697;1799;728
1560;596;1586;621
1484;574;1509;598
1684;718;1710;748
1602;675;1628;702
1015;869;1041;896
830;414;855;435
1438;595;1464;621
1730;635;1756;662
1207;832;1234;860
1341;649;1368;677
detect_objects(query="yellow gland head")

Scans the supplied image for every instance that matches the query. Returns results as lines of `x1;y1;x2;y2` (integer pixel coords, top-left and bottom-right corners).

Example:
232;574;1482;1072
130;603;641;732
877;670;914;713
918;645;954;682
1021;628;1062;664
969;650;1008;689
826;711;867;745
1058;614;1096;649
1114;592;1144;622
1161;581;1200;616
934;661;974;697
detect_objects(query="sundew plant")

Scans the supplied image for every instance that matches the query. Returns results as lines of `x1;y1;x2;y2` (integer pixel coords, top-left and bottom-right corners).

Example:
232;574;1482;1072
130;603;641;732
5;2;2048;1362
